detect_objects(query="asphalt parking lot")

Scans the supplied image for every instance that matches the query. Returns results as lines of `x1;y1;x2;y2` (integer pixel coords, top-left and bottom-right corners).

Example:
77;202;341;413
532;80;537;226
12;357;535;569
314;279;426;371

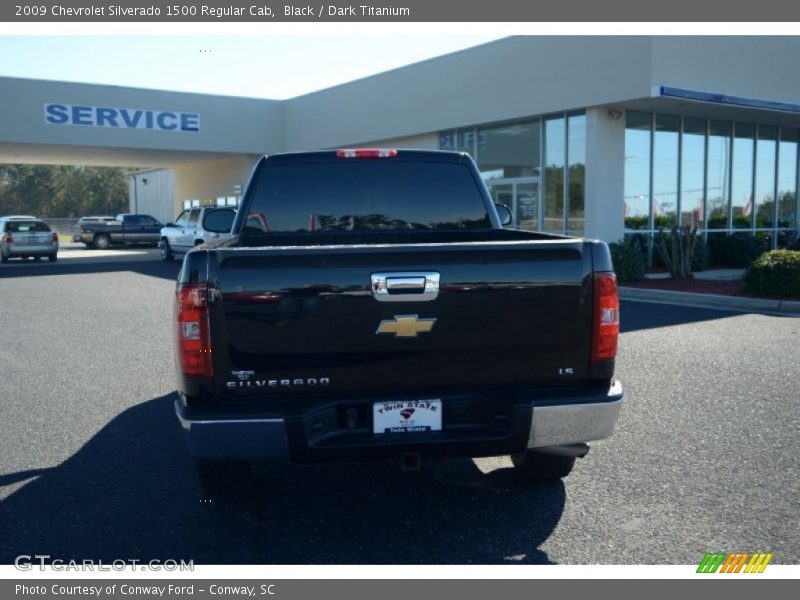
0;247;798;565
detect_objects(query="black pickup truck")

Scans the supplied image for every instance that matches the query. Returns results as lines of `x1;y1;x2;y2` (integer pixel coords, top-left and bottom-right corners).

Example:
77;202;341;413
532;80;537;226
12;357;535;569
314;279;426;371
173;149;623;493
77;213;163;249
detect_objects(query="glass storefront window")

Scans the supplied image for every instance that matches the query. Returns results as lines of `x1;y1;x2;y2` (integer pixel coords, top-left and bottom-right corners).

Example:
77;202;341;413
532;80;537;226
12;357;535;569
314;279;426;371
731;123;755;229
681;118;705;228
707;120;731;229
477;120;540;181
653;114;679;228
544;116;565;232
567;113;586;234
457;129;476;158
777;128;798;229
439;130;456;151
755;126;777;229
624;111;651;230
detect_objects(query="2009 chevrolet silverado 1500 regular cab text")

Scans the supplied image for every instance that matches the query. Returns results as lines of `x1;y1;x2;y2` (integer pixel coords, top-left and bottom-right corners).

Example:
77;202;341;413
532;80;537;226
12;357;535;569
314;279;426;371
173;149;623;494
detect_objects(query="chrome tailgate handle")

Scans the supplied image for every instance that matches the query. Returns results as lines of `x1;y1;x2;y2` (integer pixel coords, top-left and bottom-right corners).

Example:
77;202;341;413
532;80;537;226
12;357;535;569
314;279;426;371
371;272;440;302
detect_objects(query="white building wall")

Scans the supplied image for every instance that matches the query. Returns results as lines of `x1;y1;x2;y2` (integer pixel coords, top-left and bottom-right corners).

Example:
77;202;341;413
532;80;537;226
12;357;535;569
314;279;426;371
283;37;655;152
172;155;260;217
583;107;626;243
128;169;174;225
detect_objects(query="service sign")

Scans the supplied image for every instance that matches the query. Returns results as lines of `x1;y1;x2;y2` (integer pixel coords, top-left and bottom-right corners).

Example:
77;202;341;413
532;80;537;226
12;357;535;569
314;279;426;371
373;399;442;434
44;103;200;132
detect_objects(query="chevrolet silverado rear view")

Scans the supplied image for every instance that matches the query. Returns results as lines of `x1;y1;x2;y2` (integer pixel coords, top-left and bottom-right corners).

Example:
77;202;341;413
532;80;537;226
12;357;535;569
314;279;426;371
172;149;623;494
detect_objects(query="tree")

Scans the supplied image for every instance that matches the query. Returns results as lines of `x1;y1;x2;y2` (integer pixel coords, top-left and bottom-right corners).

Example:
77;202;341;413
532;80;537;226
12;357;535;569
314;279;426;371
0;164;133;217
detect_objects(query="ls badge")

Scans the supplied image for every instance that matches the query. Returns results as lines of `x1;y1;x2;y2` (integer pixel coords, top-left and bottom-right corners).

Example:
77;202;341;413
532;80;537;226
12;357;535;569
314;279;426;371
376;315;437;338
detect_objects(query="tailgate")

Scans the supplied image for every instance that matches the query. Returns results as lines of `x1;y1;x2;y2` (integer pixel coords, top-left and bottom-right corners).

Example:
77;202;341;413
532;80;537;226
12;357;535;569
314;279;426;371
209;240;594;398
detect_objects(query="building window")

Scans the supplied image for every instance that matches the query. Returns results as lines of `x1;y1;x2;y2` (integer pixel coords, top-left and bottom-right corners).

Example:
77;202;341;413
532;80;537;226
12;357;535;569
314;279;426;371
706;121;731;230
653;114;680;228
624;111;652;230
755;125;778;229
731;123;755;229
567;113;586;235
681;118;706;229
543;115;566;232
624;112;799;249
439;113;585;235
777;128;798;238
477;120;540;180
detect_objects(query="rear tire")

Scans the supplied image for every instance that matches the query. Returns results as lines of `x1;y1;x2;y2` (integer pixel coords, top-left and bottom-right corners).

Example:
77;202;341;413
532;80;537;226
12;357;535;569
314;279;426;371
159;239;173;261
196;459;253;497
511;450;576;481
94;234;111;250
48;254;57;263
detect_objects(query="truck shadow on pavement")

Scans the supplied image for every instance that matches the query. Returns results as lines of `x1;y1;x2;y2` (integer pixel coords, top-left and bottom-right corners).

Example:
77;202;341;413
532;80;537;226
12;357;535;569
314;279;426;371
0;393;565;565
0;251;181;282
619;299;746;333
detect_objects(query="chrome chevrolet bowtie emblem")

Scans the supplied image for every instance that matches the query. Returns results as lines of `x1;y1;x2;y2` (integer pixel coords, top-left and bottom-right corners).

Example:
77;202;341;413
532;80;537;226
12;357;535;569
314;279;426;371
376;315;437;338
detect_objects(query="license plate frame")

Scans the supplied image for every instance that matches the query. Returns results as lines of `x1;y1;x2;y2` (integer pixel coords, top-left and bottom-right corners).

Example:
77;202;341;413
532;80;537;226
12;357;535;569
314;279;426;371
373;399;442;434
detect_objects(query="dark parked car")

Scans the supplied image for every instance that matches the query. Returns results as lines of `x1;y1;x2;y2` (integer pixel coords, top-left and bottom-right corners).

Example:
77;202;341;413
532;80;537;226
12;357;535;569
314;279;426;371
77;213;163;249
72;216;116;242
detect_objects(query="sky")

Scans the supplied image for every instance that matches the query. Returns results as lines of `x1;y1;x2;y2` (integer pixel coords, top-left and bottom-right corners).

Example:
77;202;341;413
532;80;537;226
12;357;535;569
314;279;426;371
0;35;505;99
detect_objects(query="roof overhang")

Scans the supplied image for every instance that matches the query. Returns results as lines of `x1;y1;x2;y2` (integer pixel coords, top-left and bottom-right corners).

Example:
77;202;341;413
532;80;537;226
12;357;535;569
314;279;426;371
615;86;800;129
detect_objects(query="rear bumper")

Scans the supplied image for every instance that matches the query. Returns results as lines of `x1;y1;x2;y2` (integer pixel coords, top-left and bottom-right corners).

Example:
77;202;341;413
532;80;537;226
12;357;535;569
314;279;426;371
5;244;58;257
175;381;624;462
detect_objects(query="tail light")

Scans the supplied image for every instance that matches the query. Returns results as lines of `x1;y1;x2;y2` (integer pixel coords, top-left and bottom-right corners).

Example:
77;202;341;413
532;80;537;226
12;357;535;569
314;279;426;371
3;234;13;244
176;283;213;377
592;272;619;362
337;148;398;159
79;226;85;234
52;232;59;243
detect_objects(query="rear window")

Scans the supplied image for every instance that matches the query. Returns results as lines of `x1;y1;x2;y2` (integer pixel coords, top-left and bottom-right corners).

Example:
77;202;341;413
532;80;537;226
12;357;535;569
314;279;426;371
6;221;51;233
244;160;491;233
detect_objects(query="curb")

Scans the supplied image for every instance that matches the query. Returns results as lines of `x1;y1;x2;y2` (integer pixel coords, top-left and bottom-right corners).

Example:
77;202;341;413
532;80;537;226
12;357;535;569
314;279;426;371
619;287;800;316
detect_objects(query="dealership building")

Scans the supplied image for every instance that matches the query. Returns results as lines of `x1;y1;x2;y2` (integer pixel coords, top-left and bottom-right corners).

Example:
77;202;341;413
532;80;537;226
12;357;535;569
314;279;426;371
1;36;799;249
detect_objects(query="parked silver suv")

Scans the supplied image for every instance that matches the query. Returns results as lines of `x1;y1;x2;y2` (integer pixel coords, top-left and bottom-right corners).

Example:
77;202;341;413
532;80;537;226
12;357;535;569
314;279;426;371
1;218;59;263
159;206;236;261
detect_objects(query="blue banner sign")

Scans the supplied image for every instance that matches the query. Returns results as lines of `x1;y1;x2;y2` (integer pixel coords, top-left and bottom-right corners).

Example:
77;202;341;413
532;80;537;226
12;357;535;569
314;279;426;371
44;103;200;132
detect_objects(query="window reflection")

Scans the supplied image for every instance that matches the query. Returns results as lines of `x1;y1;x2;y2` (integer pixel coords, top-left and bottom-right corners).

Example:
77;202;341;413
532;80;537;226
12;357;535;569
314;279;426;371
624;111;651;230
653;114;679;228
477;120;540;180
707;121;731;229
778;128;798;230
732;123;755;229
567;113;586;234
544;116;565;232
681;118;705;228
624;111;799;249
755;126;777;229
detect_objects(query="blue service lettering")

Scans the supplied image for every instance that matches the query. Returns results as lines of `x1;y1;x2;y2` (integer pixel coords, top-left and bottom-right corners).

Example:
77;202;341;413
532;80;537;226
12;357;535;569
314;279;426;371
43;104;200;133
71;106;93;126
44;104;69;125
156;112;178;130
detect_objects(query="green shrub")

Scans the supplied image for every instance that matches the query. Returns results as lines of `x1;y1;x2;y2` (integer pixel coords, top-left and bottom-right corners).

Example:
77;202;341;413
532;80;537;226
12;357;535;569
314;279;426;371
692;238;711;272
743;250;800;297
708;235;768;268
610;238;646;282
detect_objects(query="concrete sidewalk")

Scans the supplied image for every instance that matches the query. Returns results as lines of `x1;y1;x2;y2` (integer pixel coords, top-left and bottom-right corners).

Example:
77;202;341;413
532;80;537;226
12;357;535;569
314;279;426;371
620;286;800;315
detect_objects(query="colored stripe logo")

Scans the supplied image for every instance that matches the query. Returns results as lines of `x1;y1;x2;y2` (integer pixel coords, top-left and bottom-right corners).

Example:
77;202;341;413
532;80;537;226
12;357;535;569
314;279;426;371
697;552;773;573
